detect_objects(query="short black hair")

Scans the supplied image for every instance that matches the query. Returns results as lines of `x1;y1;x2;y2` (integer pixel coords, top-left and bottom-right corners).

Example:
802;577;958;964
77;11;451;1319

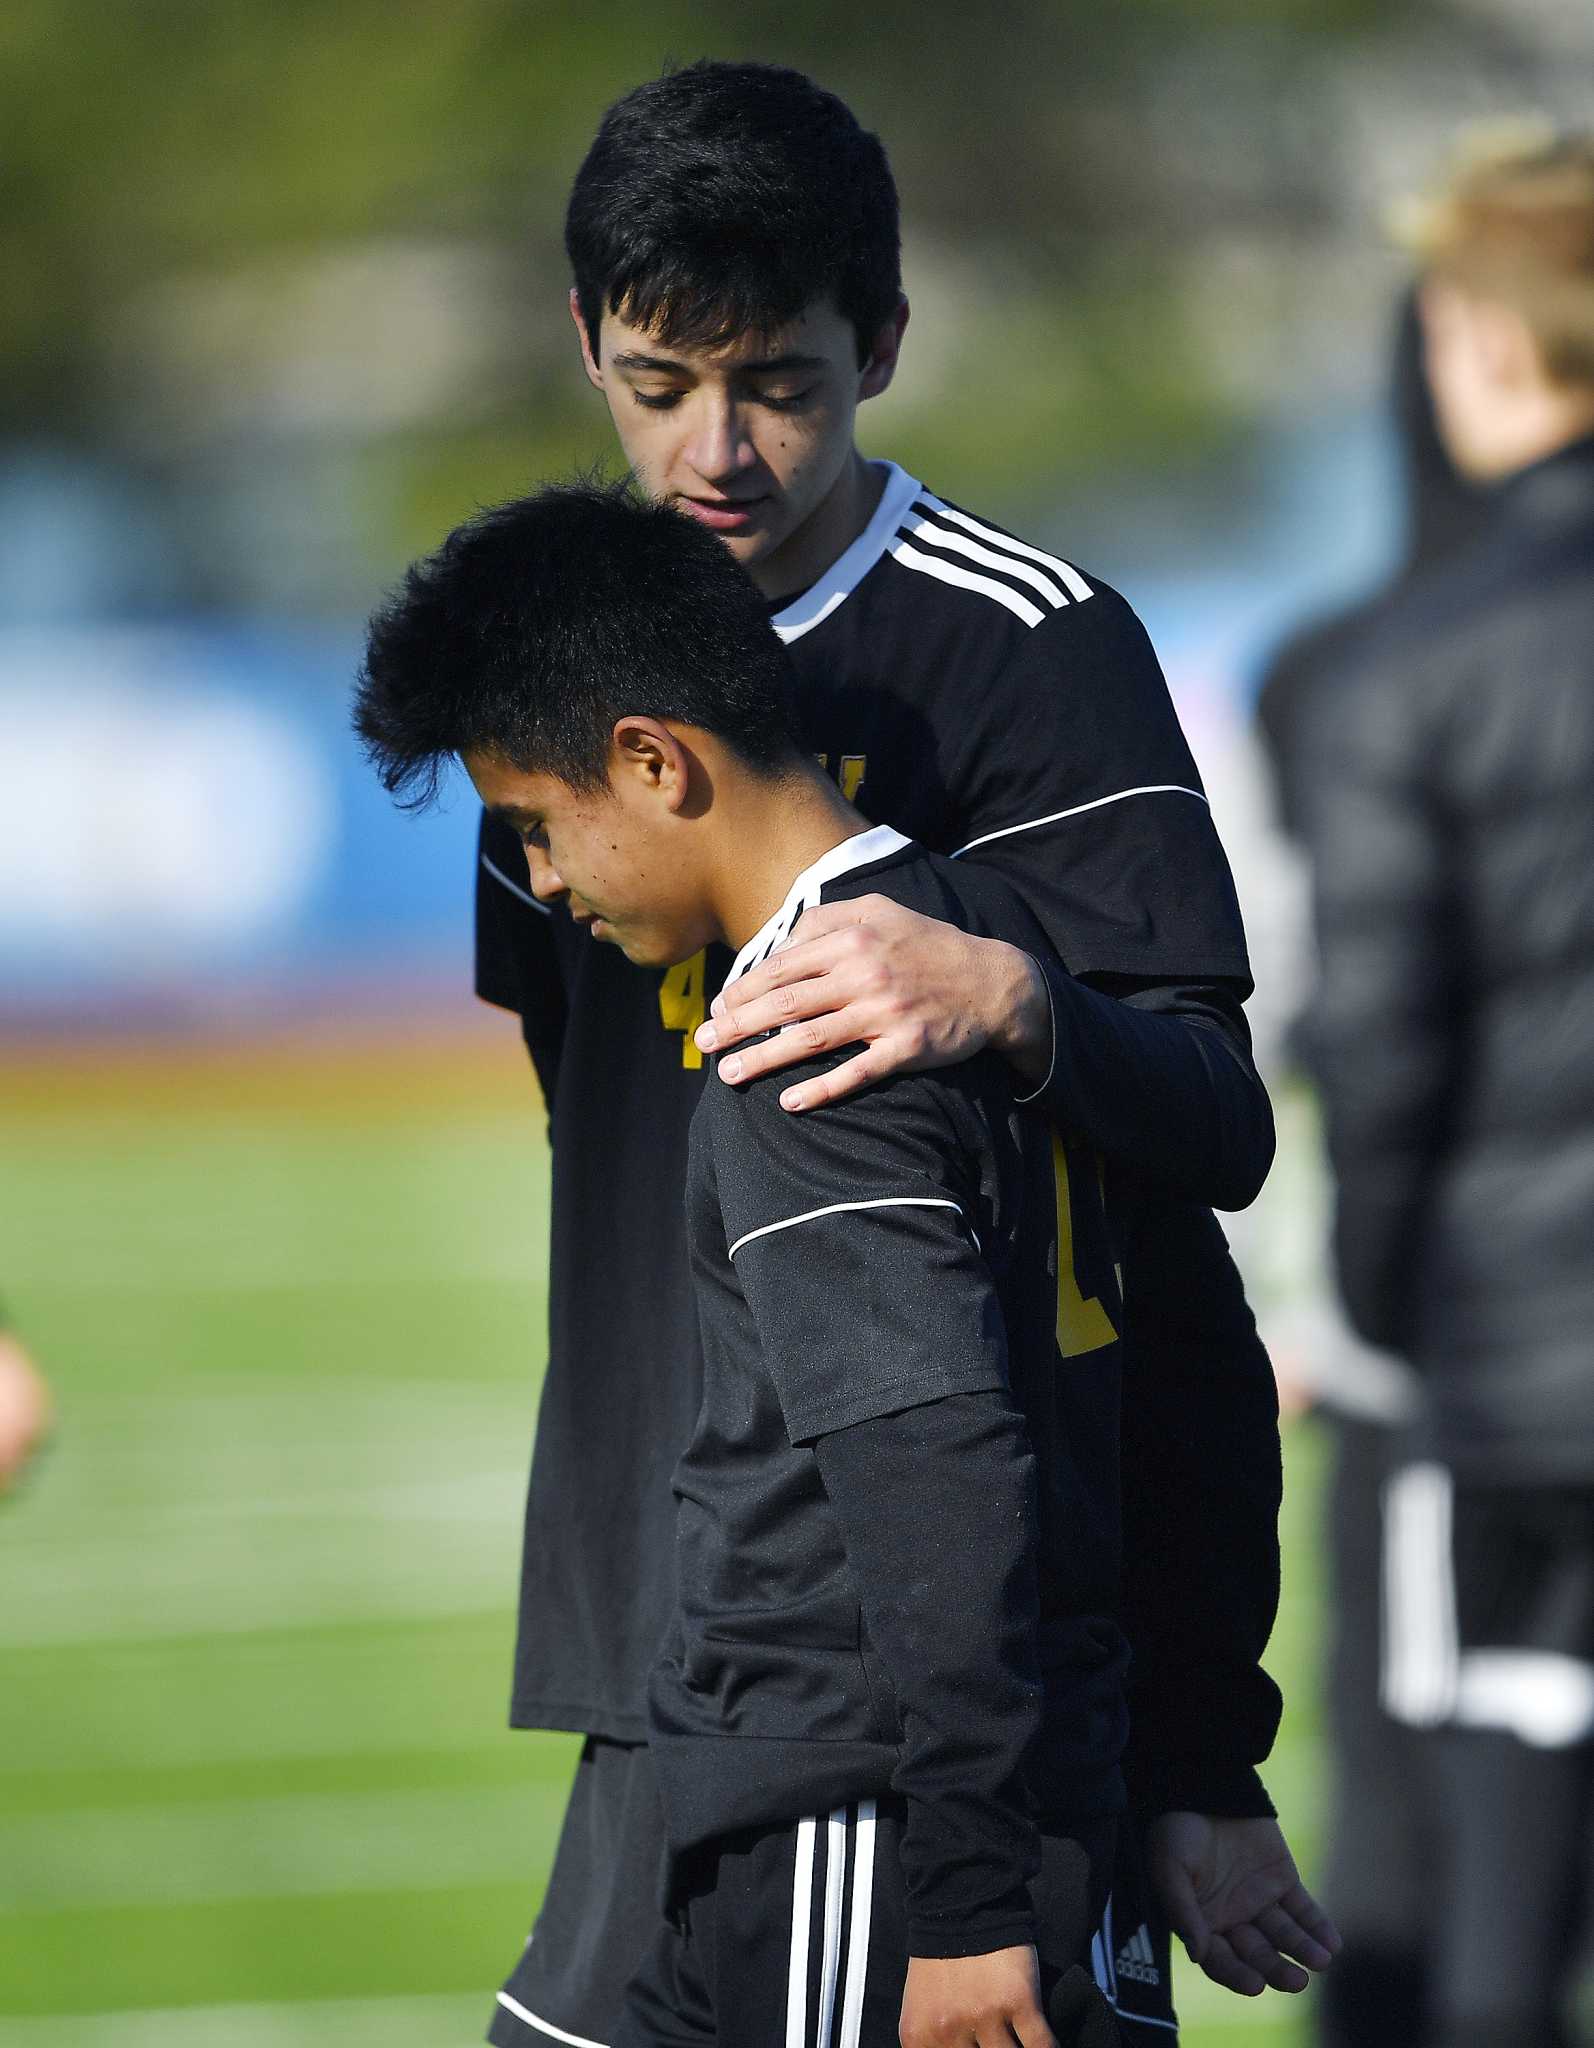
354;479;802;809
566;60;901;365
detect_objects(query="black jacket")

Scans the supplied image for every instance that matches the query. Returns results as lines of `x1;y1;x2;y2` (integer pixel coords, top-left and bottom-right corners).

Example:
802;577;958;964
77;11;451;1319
1302;435;1594;1480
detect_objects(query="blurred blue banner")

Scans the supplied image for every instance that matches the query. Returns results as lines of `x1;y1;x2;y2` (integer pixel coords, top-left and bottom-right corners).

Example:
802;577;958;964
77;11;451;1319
0;623;480;1022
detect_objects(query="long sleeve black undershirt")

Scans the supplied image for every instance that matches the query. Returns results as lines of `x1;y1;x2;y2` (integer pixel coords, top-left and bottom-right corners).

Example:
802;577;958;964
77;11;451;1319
1116;1192;1283;1816
815;1391;1092;1959
1030;966;1275;1214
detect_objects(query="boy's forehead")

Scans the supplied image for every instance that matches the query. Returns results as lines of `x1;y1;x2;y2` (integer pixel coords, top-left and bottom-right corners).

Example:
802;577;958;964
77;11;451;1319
602;295;851;370
462;750;559;811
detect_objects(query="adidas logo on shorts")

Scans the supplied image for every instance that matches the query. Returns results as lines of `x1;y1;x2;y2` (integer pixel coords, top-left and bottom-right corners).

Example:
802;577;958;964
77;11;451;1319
1115;1922;1161;1986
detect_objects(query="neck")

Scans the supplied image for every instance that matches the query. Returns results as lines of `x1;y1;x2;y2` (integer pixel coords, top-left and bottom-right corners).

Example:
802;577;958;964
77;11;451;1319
709;762;866;952
748;449;885;600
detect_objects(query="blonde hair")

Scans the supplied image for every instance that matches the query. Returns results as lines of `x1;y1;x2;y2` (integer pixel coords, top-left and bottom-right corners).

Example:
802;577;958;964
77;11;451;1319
1393;123;1594;384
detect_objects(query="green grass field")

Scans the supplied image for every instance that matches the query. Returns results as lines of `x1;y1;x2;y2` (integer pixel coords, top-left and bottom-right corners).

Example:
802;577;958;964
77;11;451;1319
0;1031;1325;2045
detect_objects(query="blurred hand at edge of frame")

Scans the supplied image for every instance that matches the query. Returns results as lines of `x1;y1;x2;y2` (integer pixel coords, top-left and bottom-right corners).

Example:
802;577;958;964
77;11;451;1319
0;1331;55;1495
1147;1812;1342;1998
694;895;1048;1111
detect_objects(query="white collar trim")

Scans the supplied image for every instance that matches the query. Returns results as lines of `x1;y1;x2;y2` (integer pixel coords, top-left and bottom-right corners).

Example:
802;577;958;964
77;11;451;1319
725;824;913;987
771;462;922;644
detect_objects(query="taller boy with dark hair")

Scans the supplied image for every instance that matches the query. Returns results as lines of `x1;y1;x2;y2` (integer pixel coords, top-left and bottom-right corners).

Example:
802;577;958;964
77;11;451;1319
361;476;1133;2046
473;61;1334;2046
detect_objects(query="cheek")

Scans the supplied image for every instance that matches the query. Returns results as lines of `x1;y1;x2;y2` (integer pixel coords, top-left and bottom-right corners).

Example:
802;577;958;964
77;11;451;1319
602;400;670;479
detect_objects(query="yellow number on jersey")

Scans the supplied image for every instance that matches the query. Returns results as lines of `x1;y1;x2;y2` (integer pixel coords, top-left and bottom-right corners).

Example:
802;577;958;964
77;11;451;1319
814;753;868;801
1051;1135;1119;1358
659;950;707;1070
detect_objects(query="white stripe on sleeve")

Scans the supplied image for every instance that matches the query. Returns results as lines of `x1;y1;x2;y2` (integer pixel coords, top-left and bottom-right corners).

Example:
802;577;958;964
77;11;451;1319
900;508;1071;610
920;494;1095;601
950;785;1209;860
728;1197;964;1263
887;536;1046;627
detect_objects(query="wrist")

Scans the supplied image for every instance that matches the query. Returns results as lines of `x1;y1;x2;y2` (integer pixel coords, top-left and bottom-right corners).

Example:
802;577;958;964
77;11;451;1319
987;943;1052;1089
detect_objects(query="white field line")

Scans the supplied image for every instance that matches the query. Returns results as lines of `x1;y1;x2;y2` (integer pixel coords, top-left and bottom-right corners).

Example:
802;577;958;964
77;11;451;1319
14;1253;544;1292
0;1782;558;1913
0;1381;529;1647
0;1991;485;2047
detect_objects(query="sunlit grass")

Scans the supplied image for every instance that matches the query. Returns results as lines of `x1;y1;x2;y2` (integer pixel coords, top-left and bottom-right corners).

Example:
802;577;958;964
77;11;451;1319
0;1036;1321;2043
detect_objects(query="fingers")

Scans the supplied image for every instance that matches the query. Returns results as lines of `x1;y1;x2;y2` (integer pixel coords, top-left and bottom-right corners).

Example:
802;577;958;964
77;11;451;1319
1007;2005;1056;2048
1272;1884;1344;1965
1252;1897;1339;1974
774;1050;881;1113
711;1013;851;1087
696;897;904;1054
696;937;869;1057
1191;1932;1267;1998
700;973;842;1056
1226;1919;1310;1994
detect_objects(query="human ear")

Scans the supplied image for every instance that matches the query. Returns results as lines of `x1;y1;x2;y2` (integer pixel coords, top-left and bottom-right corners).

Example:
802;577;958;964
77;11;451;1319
858;295;911;403
571;288;605;391
611;718;692;812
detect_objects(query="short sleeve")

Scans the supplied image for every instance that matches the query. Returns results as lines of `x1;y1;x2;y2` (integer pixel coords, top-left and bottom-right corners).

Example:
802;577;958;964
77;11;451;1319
474;808;569;1112
475;811;555;1007
709;1064;1008;1444
943;586;1253;988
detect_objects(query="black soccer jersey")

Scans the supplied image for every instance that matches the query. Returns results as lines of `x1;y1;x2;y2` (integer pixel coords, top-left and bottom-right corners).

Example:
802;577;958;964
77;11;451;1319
476;462;1280;1806
652;826;1128;1955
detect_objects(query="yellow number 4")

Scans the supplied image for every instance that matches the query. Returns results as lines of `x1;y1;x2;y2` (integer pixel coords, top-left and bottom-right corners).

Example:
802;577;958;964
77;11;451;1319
1052;1135;1119;1358
659;950;707;1070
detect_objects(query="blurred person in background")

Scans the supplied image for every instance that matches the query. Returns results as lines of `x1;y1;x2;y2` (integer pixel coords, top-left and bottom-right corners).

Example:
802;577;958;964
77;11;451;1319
0;1314;52;1492
1254;292;1486;2048
1301;128;1594;2048
469;58;1332;2048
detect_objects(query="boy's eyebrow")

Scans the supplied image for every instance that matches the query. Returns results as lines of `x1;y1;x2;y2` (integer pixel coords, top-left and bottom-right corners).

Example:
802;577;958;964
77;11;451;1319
609;349;829;375
488;802;539;827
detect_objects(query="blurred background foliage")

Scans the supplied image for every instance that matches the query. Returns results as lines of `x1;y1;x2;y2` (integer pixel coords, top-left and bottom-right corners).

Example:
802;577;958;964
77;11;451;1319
8;0;1592;619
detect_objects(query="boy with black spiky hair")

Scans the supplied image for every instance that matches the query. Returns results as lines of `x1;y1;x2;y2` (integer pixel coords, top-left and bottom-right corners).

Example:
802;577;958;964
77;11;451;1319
358;477;1130;2047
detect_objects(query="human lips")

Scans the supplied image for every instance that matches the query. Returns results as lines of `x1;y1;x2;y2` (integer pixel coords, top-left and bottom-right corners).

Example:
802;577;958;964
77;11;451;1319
676;493;768;532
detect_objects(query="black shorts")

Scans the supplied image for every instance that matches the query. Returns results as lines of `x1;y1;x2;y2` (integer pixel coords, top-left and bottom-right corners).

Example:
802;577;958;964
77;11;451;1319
490;1737;1175;2045
1091;1819;1180;2036
488;1736;668;2048
614;1799;1118;2048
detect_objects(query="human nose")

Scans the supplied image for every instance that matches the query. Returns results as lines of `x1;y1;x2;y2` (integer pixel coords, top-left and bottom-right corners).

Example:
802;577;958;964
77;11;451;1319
525;841;567;904
682;392;758;486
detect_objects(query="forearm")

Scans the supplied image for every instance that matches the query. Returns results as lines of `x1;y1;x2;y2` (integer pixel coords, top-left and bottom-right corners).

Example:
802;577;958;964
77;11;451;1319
1118;1196;1282;1816
813;1393;1046;1957
1013;957;1274;1211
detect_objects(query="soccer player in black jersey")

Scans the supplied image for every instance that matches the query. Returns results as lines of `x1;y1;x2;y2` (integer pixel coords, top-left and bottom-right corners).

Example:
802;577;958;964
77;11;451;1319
464;61;1336;2047
359;479;1148;2045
